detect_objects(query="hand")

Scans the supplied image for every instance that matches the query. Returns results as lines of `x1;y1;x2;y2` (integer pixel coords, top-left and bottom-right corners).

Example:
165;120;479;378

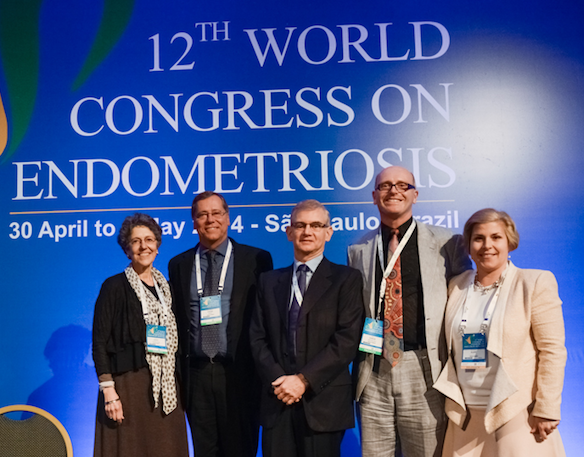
103;386;124;424
272;375;308;405
529;415;559;442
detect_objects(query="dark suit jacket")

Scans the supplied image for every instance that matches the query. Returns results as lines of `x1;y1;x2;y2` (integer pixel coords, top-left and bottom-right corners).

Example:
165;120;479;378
250;257;364;433
168;238;273;407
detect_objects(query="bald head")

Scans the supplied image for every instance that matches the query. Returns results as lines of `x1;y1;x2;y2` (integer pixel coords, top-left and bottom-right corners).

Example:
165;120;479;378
372;166;418;228
374;166;416;188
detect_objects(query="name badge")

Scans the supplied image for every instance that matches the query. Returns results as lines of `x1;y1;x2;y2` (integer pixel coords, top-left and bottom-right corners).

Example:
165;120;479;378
146;325;168;354
461;333;487;369
201;295;222;326
359;318;383;355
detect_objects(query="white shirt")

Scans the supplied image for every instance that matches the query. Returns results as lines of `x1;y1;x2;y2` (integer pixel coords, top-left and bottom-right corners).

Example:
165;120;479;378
453;284;501;406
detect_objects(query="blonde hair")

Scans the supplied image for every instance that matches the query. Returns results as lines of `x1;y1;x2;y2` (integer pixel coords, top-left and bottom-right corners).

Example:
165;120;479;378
463;208;519;253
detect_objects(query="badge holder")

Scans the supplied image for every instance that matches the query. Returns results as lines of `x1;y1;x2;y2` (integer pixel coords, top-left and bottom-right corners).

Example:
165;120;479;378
200;295;222;325
461;332;487;369
146;324;168;354
359;317;383;355
195;242;232;327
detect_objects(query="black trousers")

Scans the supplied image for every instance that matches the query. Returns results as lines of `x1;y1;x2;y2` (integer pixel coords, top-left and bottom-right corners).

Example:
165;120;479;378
186;359;259;457
262;403;345;457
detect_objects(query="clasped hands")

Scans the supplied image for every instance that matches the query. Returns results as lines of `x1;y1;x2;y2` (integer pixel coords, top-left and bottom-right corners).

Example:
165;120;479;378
272;374;309;405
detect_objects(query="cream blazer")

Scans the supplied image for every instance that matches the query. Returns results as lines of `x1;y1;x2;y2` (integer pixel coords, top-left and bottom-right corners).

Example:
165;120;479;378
433;262;566;434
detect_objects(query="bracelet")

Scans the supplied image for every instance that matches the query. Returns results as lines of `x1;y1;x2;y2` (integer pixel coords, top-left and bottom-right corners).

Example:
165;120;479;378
99;380;115;392
105;398;120;405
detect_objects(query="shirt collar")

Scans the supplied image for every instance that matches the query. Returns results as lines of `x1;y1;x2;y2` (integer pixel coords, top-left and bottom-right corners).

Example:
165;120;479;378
293;254;323;274
199;237;229;257
381;216;414;239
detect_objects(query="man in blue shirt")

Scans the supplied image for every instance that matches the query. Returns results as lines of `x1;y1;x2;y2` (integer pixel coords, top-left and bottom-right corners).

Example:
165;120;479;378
169;191;273;457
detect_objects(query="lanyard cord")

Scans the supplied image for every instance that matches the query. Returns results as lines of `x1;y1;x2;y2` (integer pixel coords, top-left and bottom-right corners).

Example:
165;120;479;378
374;220;416;319
195;240;233;296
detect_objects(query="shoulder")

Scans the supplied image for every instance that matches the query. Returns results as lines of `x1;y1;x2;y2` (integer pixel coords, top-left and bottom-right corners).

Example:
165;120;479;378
416;221;456;241
231;239;273;273
513;267;558;287
349;230;377;250
96;272;132;305
449;269;474;287
168;246;197;267
447;269;474;296
258;266;290;292
232;239;271;259
417;222;468;265
231;239;270;257
508;266;562;313
321;258;362;281
100;272;129;290
260;266;289;281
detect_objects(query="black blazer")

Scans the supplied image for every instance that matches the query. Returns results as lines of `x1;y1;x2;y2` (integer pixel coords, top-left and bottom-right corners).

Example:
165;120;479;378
168;238;273;404
250;257;364;432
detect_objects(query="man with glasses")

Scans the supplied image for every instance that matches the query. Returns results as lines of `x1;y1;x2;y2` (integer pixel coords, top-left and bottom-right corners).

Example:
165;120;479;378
169;191;273;457
250;199;363;457
348;166;471;457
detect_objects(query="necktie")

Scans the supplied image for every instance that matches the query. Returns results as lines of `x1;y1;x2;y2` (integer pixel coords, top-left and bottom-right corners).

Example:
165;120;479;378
202;250;221;358
383;229;404;366
288;264;308;358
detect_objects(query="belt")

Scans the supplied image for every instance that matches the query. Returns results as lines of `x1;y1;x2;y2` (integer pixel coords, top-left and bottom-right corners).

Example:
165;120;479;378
373;343;426;363
189;355;232;367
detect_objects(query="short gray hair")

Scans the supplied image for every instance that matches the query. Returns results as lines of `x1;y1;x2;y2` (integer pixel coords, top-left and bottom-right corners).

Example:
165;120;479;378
117;213;162;253
291;199;331;225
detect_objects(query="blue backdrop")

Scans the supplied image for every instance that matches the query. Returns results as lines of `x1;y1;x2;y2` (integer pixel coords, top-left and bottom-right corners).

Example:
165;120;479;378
1;1;583;455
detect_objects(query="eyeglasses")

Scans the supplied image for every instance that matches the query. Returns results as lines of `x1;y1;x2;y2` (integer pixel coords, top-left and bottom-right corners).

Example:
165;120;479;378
375;182;416;193
291;222;330;230
130;236;157;248
196;210;227;220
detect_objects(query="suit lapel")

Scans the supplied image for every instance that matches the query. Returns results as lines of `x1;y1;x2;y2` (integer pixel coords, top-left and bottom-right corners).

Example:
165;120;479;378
228;240;247;350
276;266;293;328
486;264;519;411
362;234;378;317
417;223;440;315
230;240;246;316
444;271;474;351
349;233;377;317
179;245;197;323
299;258;333;319
487;262;517;358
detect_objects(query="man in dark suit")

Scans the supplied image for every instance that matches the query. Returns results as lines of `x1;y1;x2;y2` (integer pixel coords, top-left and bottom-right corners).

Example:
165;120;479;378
168;191;273;457
250;199;364;457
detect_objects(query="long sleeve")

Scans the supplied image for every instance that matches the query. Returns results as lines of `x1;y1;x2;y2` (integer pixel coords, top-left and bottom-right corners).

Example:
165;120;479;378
92;273;147;378
530;271;566;420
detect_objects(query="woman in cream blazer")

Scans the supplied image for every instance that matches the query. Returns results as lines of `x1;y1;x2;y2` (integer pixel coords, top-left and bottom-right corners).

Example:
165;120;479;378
434;208;566;457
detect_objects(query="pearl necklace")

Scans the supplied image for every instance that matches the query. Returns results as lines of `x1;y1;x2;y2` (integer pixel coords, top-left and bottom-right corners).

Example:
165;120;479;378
473;275;502;295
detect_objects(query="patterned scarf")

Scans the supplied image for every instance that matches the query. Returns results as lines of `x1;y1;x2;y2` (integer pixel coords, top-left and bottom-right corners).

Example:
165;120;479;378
125;265;178;415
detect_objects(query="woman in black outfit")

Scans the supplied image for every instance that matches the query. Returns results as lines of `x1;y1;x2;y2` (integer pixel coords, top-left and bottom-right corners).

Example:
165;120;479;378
92;213;188;457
